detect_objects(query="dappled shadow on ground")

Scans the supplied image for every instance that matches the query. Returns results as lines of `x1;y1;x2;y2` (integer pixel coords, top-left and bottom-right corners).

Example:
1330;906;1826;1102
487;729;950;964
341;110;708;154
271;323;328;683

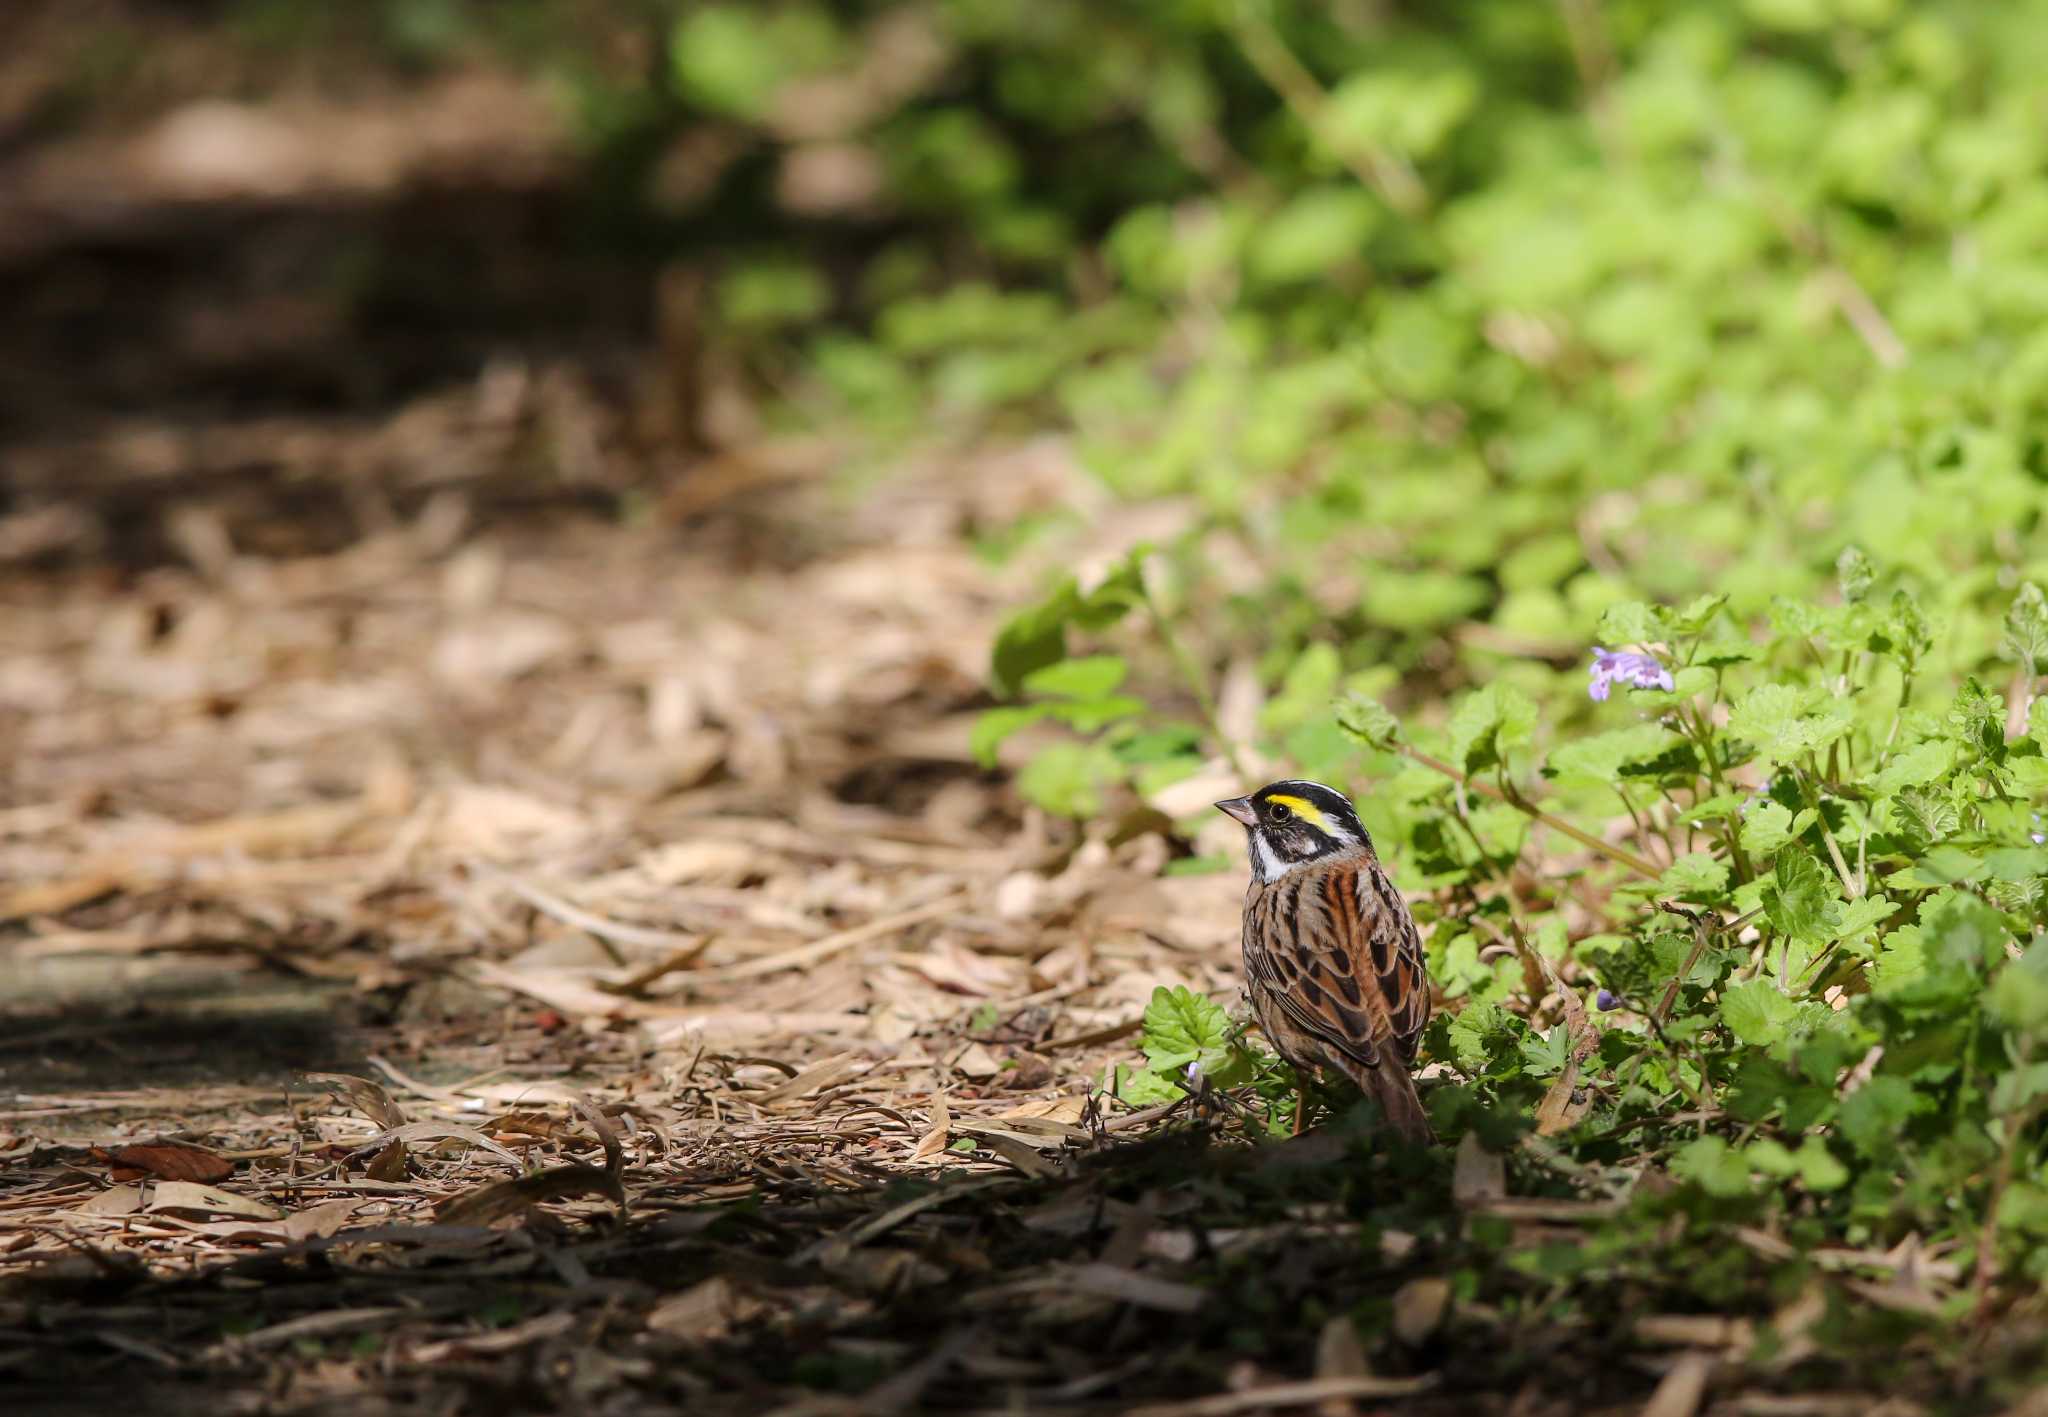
2;1117;1585;1417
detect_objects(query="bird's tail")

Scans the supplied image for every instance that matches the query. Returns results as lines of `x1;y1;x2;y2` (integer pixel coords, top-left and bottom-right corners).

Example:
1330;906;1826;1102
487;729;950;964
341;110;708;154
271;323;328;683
1356;1054;1435;1145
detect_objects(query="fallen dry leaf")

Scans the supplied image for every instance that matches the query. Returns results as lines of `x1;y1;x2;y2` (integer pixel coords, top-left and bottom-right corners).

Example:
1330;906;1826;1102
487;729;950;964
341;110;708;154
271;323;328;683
910;1091;951;1162
74;1184;146;1217
148;1181;284;1221
93;1141;236;1184
303;1072;408;1129
435;1163;625;1226
1391;1276;1450;1346
646;1275;765;1342
1451;1133;1506;1208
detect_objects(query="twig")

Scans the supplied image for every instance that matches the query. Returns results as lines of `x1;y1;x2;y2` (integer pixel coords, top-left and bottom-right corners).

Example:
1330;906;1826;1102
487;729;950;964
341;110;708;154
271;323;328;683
682;889;970;983
1223;0;1427;218
469;859;707;961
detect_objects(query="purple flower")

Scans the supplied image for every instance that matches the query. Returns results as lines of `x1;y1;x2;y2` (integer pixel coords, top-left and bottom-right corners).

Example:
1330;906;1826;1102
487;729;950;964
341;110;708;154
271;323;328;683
1588;647;1674;702
1596;989;1620;1011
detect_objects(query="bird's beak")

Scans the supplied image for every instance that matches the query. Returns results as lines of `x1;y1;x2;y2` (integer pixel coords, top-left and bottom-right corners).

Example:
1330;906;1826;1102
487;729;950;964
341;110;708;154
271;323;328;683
1214;796;1258;827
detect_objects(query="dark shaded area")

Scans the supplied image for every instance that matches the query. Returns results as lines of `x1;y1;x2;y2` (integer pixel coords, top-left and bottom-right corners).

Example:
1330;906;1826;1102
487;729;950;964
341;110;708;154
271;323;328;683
0;965;360;1096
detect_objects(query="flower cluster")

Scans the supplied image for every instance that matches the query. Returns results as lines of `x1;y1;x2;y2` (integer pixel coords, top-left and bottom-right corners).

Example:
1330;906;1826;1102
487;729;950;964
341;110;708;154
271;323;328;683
1588;648;1674;702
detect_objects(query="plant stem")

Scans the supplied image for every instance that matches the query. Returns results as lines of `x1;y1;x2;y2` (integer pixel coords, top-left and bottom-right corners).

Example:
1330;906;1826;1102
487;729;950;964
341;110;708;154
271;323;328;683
1225;0;1428;217
1390;742;1663;879
1143;581;1249;782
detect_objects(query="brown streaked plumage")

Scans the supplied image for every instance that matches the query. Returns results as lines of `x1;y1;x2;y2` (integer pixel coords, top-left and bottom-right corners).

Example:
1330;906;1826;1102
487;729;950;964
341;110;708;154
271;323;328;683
1216;780;1434;1143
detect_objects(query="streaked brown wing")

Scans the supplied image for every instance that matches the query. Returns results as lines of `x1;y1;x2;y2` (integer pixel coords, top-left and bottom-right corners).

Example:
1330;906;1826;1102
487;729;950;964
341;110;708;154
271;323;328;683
1245;854;1429;1070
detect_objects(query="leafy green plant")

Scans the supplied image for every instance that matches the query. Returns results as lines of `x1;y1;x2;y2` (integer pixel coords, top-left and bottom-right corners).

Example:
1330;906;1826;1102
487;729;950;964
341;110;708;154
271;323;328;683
1080;568;2047;1329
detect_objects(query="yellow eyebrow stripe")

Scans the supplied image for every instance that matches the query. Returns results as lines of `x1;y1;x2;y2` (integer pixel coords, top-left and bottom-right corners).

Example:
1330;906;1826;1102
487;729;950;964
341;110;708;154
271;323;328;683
1263;794;1330;831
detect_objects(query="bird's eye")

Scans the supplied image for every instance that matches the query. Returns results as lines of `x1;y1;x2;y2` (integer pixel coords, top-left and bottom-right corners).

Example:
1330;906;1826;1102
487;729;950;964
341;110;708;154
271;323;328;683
1267;802;1292;823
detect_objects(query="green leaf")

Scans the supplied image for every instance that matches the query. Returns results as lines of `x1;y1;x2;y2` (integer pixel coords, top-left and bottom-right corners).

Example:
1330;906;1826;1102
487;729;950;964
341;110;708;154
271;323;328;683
1672;592;1731;637
1836;546;1875;605
1764;850;1834;943
2004;582;2048;667
1837;1075;1926;1155
1875;739;1953;795
1139;985;1254;1088
1112;1064;1183;1106
991;580;1081;695
1794;1137;1849;1191
1987;939;2048;1031
1016;741;1121;819
1722;979;1800;1047
970;706;1049;767
1673;1136;1752;1197
1948;678;2006;758
1595;601;1673;646
1334;694;1403;750
1448;683;1539;775
1740;801;1816;856
1022;654;1128;700
1141;986;1228;1068
1659;853;1731;903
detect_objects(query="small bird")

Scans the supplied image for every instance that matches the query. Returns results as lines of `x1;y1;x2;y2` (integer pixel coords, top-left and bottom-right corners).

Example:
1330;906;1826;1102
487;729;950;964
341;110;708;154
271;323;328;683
1215;780;1434;1143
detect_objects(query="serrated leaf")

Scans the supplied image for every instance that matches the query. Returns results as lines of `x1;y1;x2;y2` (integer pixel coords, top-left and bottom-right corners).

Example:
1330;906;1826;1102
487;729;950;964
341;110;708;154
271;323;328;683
1546;725;1685;784
1334;694;1402;749
1836;546;1875;604
1764;850;1833;942
1875;739;1952;795
2004;582;2048;667
1659;852;1730;903
1448;683;1538;775
1948;677;2005;757
1740;800;1815;856
1721;979;1800;1047
1594;601;1672;646
1139;986;1254;1089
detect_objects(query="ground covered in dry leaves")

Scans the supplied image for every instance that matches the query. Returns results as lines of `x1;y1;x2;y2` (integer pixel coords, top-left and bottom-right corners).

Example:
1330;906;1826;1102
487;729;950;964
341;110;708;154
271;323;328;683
0;450;1955;1417
0;446;1494;1416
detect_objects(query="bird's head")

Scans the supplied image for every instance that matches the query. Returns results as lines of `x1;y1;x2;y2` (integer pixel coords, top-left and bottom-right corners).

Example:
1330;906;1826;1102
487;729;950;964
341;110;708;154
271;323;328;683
1214;779;1371;883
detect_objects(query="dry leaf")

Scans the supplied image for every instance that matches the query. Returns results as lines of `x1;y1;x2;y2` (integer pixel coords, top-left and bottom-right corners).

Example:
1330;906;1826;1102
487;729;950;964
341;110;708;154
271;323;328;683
303;1072;407;1129
75;1184;146;1217
353;1121;524;1170
435;1163;624;1226
148;1181;284;1221
646;1275;763;1342
571;1093;623;1176
1451;1133;1506;1207
93;1141;235;1185
285;1198;366;1241
365;1140;408;1182
1391;1277;1451;1346
910;1092;952;1162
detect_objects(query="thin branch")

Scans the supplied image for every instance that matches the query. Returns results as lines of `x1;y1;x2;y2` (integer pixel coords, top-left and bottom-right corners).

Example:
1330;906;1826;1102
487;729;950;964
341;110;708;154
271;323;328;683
1225;0;1427;218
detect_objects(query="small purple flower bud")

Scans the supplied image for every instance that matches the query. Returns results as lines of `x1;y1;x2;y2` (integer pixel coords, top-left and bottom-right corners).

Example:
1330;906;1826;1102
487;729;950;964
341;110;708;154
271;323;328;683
1596;989;1619;1011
